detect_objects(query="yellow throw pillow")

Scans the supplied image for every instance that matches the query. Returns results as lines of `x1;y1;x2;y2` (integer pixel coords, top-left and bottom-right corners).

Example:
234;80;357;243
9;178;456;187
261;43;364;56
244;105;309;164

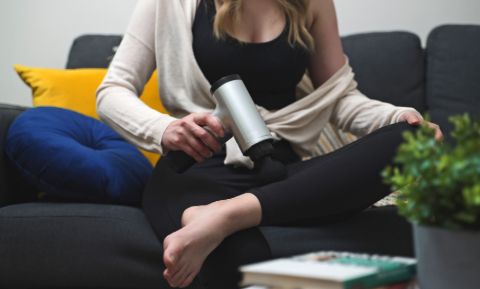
14;65;166;165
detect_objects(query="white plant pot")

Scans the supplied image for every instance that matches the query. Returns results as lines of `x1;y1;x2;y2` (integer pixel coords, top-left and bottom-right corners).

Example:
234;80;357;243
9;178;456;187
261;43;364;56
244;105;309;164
414;224;480;289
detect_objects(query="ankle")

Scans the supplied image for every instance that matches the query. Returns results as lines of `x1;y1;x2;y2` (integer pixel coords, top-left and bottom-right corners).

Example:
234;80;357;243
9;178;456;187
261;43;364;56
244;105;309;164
181;194;262;237
219;193;262;232
181;205;201;227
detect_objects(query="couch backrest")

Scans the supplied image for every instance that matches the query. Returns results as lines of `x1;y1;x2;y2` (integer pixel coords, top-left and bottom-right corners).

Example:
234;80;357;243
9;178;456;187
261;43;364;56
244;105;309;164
66;25;480;136
66;32;427;114
342;32;426;113
66;35;122;69
426;25;480;135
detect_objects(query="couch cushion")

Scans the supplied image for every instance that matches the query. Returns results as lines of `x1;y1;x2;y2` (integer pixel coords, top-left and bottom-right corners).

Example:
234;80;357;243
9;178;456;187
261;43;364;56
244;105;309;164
342;32;426;113
426;25;480;135
66;35;123;69
315;32;427;156
261;206;413;258
0;203;412;289
0;104;37;207
0;203;167;289
5;107;152;205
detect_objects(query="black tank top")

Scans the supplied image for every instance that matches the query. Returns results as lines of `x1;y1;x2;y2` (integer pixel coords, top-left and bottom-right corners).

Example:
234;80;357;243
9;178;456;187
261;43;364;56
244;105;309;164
192;0;309;110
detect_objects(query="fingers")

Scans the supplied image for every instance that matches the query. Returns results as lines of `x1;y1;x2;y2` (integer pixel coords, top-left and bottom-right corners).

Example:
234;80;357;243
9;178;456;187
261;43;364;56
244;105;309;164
184;121;222;153
435;129;444;141
180;125;215;159
192;113;225;138
427;122;444;141
162;112;224;162
400;112;443;142
180;142;206;163
403;112;422;126
165;132;205;162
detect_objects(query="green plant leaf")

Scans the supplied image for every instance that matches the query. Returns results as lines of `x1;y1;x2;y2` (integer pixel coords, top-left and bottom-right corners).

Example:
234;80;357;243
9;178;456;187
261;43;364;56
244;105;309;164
382;114;480;230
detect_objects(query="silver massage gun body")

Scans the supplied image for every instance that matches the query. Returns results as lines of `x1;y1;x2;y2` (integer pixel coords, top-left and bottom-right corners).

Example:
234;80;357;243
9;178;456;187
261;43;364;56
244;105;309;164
210;75;274;160
164;75;280;175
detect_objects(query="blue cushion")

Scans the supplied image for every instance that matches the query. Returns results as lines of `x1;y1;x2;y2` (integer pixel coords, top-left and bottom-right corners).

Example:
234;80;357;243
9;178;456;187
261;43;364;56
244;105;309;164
5;107;153;205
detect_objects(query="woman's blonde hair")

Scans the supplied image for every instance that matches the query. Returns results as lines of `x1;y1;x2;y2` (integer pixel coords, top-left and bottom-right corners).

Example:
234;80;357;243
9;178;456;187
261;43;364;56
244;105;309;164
213;0;314;50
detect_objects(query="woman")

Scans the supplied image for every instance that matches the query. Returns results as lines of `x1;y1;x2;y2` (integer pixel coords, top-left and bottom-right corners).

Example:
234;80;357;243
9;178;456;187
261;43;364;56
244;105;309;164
97;0;443;288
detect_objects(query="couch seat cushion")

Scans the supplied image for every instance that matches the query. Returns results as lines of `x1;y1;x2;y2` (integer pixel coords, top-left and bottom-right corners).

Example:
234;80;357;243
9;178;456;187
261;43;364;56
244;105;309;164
261;206;413;258
0;203;412;288
0;203;167;289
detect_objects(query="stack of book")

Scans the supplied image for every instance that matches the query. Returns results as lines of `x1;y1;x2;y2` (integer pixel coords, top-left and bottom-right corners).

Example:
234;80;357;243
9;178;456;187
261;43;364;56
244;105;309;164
240;251;418;289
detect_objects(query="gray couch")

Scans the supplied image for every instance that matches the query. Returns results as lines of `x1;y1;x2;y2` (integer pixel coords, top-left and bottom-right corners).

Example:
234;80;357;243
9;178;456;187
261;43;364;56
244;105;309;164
1;25;479;289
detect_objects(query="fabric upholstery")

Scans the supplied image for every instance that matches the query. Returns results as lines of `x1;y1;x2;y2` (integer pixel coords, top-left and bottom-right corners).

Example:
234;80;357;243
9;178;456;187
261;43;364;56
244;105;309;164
5;107;152;205
343;31;426;113
0;104;37;207
426;25;480;136
0;203;168;289
261;206;413;258
318;32;426;154
66;35;123;69
0;203;411;289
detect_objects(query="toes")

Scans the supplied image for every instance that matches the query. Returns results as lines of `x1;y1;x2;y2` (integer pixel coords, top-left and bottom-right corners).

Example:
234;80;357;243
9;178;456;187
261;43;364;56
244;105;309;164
163;269;173;287
164;267;184;288
164;252;188;285
170;264;191;288
179;271;197;288
163;250;177;269
163;236;182;269
163;253;185;287
164;247;189;277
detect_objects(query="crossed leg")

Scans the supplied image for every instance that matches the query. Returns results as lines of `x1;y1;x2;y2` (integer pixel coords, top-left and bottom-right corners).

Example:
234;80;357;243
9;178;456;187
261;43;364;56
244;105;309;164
144;122;416;288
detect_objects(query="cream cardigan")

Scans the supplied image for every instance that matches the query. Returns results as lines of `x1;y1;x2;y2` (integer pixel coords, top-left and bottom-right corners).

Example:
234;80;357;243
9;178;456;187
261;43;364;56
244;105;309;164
96;0;421;168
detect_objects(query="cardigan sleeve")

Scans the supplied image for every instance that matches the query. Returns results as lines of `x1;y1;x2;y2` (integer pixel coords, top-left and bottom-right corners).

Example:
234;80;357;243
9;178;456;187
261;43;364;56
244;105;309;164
96;0;177;155
330;88;422;136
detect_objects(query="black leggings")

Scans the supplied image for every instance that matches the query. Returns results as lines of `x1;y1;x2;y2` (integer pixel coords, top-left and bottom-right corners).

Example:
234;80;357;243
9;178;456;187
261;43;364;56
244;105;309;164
252;122;415;226
142;122;415;287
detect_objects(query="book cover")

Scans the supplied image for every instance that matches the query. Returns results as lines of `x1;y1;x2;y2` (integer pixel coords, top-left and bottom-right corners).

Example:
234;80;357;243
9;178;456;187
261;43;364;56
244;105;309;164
240;251;417;289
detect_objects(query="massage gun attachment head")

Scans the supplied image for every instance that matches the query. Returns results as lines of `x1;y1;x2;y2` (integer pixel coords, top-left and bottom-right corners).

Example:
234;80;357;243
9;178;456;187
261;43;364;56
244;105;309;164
210;75;274;160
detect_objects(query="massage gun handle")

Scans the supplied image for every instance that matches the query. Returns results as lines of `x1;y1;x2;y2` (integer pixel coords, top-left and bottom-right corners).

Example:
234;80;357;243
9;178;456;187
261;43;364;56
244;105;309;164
163;129;231;173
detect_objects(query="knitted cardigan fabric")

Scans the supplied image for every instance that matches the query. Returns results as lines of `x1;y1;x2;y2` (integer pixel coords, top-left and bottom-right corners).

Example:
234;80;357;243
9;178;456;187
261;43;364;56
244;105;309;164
96;0;420;168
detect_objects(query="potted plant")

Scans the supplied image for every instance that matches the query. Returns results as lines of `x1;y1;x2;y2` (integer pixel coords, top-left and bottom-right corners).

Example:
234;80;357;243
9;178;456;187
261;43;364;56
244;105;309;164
383;114;480;289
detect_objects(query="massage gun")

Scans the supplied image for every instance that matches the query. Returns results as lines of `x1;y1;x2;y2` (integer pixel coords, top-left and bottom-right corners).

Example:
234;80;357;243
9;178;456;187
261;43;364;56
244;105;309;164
164;75;285;180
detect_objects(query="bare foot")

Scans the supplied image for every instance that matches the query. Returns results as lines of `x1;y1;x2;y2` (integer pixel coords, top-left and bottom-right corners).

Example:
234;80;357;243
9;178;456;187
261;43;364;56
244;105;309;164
162;193;261;288
162;201;226;287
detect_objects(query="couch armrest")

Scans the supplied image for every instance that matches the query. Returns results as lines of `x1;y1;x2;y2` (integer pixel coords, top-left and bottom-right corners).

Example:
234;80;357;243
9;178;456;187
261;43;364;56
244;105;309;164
0;104;37;207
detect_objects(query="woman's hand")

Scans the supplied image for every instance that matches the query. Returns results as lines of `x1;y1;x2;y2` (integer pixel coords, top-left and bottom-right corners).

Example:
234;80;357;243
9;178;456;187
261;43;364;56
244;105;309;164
399;111;444;141
162;112;225;162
